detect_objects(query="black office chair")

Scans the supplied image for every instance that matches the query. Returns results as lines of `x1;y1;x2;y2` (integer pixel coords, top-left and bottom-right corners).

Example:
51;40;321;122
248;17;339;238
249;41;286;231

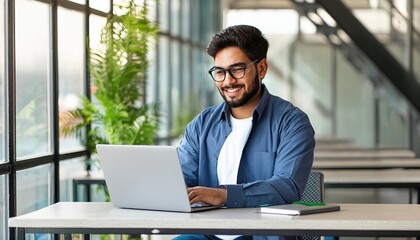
301;171;324;203
299;171;325;240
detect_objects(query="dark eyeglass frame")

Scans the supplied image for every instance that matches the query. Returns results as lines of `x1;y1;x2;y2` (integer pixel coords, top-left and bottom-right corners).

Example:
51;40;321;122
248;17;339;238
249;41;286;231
208;59;260;82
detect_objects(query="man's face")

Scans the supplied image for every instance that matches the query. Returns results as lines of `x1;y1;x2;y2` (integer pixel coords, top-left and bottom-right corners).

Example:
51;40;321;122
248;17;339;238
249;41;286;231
213;47;262;108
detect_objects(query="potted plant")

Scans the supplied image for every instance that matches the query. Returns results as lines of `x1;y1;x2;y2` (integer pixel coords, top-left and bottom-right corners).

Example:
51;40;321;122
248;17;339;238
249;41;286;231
60;0;159;173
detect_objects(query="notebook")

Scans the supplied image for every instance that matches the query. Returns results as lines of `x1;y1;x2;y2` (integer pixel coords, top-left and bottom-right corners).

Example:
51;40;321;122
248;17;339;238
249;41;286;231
258;203;340;216
96;144;221;212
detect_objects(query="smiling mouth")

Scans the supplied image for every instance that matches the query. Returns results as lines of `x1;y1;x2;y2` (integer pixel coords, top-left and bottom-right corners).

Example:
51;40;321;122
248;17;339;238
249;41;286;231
223;85;243;93
226;87;240;93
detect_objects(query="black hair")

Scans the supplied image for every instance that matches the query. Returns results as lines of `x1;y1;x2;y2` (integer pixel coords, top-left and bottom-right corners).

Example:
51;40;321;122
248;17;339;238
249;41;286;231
206;25;269;61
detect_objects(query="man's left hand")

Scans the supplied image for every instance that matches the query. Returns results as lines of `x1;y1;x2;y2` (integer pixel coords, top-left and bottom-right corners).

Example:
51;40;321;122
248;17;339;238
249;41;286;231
187;186;227;206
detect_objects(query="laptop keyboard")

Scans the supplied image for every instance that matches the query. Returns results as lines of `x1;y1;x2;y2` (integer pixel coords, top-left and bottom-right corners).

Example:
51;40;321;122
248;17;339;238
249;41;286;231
191;202;211;208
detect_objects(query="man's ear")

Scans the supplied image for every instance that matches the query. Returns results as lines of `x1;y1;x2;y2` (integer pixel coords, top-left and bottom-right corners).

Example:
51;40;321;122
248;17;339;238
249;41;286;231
259;59;268;79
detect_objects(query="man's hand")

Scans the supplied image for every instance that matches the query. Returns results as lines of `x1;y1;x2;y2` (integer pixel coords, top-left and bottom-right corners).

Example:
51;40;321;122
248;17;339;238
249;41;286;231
187;186;227;206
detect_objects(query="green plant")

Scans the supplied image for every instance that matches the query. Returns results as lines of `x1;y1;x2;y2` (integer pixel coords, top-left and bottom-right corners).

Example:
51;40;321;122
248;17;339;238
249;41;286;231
60;0;159;163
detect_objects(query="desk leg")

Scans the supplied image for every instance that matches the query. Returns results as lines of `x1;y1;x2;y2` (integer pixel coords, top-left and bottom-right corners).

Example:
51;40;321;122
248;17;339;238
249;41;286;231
73;181;92;202
86;185;91;202
62;234;72;240
83;233;91;240
409;189;413;204
73;180;78;202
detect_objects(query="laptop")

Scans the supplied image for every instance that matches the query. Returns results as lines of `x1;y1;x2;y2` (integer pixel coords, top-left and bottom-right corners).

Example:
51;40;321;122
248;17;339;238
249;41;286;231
96;144;221;212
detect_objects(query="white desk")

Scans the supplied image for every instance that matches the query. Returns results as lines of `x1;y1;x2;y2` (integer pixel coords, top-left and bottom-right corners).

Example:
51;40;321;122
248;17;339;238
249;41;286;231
313;158;420;170
314;149;416;159
315;146;414;151
9;202;420;238
322;169;420;203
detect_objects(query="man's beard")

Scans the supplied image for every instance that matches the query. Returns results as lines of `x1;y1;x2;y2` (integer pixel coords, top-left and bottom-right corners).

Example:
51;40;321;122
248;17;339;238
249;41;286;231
219;74;260;108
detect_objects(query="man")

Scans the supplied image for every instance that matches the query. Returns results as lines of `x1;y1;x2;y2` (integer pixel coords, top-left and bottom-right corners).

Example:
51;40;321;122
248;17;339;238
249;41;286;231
176;25;315;240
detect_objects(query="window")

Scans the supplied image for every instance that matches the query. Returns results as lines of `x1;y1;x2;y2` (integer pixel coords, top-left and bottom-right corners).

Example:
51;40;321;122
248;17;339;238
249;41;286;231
90;0;110;12
154;0;221;143
0;0;5;162
59;157;92;201
157;36;170;138
0;176;6;240
58;7;85;153
171;0;181;36
158;0;170;33
15;0;51;158
17;164;53;215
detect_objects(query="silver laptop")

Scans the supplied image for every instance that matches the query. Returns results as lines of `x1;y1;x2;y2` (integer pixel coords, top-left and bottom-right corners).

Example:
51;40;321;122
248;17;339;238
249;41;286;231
96;144;221;212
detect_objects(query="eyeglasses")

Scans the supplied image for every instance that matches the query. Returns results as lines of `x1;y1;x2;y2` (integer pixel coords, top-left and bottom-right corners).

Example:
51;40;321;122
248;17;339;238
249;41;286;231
208;59;259;82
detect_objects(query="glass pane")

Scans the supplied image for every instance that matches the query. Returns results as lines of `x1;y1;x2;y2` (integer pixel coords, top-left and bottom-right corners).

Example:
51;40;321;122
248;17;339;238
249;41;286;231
264;35;296;102
158;0;169;33
59;157;107;202
181;43;193;120
17;164;52;215
181;0;190;39
58;7;85;153
0;175;6;240
90;0;110;12
336;50;375;146
171;41;181;137
389;1;409;69
89;15;107;51
378;83;410;147
414;0;420;31
352;9;390;34
17;165;53;240
15;0;51;158
170;0;180;36
157;36;170;138
0;0;5;162
393;0;408;18
414;32;420;82
1;1;7;236
199;0;209;45
353;7;409;70
201;51;214;108
147;0;158;25
190;0;200;43
293;42;333;137
192;48;203;107
414;0;420;82
146;40;157;106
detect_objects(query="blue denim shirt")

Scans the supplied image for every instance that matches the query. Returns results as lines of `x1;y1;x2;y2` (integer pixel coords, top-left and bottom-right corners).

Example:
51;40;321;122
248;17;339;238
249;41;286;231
177;85;315;208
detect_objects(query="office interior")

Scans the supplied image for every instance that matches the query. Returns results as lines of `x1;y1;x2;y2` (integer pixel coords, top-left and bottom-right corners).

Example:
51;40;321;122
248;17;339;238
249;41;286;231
0;0;420;239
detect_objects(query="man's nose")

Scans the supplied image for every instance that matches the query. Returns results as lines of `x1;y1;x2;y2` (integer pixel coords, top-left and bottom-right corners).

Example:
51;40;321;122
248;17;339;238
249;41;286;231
224;71;237;83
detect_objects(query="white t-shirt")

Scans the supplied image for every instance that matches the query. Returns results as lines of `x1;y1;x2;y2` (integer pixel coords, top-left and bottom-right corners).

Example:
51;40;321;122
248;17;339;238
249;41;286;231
216;115;252;240
217;115;253;184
